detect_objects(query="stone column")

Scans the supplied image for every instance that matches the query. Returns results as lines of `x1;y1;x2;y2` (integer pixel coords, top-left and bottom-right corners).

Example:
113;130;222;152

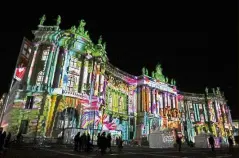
94;64;100;96
27;43;40;85
167;93;171;109
142;86;145;112
44;45;56;85
49;46;60;87
137;86;141;113
60;49;68;88
45;95;57;137
81;57;89;93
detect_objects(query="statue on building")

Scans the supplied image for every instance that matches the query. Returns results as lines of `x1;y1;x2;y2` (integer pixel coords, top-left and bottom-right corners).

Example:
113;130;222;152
173;80;176;86
205;87;208;95
145;68;149;76
156;64;162;74
216;87;221;95
98;36;103;45
171;79;174;85
142;67;146;75
102;42;106;51
154;63;165;82
165;77;168;83
152;71;155;78
70;26;76;33
39;14;46;25
212;88;216;95
56;15;61;26
77;19;86;34
84;30;90;39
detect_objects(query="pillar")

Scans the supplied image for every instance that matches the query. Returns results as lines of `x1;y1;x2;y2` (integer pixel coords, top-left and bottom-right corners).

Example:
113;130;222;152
99;73;105;97
167;93;171;109
49;46;60;87
45;95;57;137
142;86;145;112
94;64;100;96
27;43;40;85
81;58;89;93
44;45;56;85
60;49;68;88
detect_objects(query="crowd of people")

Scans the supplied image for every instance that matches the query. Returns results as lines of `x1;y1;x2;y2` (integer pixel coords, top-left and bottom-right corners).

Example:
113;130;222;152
73;131;123;155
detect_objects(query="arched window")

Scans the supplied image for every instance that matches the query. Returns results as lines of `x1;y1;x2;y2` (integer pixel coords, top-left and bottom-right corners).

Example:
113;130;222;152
36;71;44;85
41;48;50;61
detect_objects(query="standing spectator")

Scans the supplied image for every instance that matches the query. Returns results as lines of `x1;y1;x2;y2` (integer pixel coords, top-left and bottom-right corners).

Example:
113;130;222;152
81;133;86;151
176;135;182;152
4;132;11;148
74;132;80;151
116;137;119;146
86;133;91;152
107;133;112;153
118;136;123;152
99;132;107;155
228;136;234;154
97;133;101;151
0;131;6;150
16;131;23;144
208;135;215;152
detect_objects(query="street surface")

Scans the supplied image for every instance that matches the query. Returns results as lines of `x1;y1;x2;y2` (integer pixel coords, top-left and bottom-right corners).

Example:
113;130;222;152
2;145;239;158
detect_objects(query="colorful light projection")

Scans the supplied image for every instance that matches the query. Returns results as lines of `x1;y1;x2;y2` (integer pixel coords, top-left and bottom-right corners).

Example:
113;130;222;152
106;86;128;114
92;111;129;140
208;100;216;122
14;38;32;81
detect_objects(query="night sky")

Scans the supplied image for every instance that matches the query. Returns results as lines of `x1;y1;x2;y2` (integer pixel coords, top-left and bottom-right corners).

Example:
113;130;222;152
0;3;237;118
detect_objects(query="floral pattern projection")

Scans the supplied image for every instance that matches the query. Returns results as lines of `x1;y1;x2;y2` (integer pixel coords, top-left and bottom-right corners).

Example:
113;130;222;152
92;73;130;140
5;94;48;136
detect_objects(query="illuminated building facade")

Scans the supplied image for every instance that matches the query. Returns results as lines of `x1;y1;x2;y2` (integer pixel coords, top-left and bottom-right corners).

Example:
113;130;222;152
2;16;233;143
232;120;239;144
179;88;233;143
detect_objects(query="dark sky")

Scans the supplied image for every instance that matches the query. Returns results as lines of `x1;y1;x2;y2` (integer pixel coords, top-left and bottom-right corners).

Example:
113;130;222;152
0;2;237;118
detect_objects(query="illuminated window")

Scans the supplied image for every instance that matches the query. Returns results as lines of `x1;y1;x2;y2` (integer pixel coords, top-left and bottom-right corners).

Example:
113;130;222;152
36;71;44;85
67;75;76;92
69;57;78;68
41;48;50;61
25;96;34;109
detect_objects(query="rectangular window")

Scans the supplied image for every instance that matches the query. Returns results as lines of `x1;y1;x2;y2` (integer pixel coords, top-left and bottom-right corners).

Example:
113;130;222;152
70;57;78;68
19;120;29;134
25;96;34;109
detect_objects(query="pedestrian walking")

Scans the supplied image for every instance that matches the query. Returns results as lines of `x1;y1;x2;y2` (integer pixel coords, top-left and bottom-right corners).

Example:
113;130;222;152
96;133;100;151
208;135;215;152
4;132;11;148
99;132;107;155
176;135;182;152
74;132;80;151
228;136;234;154
107;133;112;153
118;136;123;152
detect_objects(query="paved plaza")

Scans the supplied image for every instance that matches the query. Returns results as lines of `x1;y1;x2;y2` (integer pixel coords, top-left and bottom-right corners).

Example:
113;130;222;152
2;145;238;158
